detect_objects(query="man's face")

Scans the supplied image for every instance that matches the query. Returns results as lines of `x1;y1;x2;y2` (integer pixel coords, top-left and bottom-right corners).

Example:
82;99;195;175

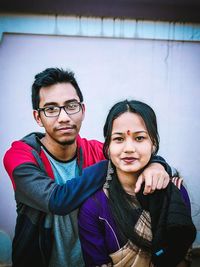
34;82;85;146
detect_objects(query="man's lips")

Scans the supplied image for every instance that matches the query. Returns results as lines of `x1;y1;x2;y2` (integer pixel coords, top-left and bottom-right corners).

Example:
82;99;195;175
56;126;76;132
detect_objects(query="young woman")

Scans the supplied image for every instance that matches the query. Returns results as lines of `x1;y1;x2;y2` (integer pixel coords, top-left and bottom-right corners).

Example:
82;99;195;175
78;100;196;267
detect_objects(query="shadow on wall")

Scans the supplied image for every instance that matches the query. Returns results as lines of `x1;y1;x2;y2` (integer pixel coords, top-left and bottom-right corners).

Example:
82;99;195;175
0;230;12;266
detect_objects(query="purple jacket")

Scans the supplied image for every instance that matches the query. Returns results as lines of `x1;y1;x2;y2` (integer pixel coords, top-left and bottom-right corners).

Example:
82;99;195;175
78;185;191;267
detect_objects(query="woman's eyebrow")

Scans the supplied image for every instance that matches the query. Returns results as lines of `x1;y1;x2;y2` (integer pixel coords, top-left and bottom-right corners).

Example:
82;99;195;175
112;130;147;135
111;132;123;136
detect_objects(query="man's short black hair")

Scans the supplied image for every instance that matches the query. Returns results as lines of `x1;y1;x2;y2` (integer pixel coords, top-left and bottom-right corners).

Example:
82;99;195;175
32;68;83;110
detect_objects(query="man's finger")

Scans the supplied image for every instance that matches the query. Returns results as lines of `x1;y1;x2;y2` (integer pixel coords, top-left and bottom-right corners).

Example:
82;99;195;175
134;174;144;193
135;174;153;195
142;176;153;195
155;175;164;190
154;174;170;190
151;175;159;191
162;175;170;189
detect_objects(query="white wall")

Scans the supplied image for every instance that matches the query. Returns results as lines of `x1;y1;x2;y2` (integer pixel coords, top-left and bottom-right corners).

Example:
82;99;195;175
0;33;200;243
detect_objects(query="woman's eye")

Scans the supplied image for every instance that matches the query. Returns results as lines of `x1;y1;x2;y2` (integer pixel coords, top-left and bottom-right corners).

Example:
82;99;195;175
113;137;124;142
136;136;145;141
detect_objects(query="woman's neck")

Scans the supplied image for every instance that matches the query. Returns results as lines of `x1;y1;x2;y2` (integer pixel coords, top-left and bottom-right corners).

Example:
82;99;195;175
117;171;139;195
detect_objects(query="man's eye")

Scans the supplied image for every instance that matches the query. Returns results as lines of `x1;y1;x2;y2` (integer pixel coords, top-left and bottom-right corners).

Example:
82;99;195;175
45;107;58;113
67;103;79;110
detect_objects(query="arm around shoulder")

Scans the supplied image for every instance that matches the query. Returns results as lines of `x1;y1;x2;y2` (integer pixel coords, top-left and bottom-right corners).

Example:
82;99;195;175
4;142;108;214
150;155;172;176
49;160;108;214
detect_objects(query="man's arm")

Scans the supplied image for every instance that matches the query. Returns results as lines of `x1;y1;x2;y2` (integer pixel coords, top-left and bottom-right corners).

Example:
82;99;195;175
150;155;172;175
135;155;171;194
4;144;108;215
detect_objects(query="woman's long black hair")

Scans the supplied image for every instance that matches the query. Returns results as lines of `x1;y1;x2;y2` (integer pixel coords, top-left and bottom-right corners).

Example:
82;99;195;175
103;99;160;251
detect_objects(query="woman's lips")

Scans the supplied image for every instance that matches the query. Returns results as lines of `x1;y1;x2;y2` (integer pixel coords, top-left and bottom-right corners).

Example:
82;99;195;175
121;157;138;164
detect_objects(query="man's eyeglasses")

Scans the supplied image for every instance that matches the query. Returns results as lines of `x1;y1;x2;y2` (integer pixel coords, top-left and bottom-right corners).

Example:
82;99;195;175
37;101;82;117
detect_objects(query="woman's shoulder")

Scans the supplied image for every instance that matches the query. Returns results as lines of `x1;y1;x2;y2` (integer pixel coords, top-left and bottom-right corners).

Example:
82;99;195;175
180;184;191;214
168;181;191;214
79;189;108;214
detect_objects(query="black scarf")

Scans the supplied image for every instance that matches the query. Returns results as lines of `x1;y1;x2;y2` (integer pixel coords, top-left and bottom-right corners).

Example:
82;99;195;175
136;182;196;267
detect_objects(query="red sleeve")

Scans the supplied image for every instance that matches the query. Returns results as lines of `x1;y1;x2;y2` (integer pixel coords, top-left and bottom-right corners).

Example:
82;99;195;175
77;137;105;168
3;141;38;189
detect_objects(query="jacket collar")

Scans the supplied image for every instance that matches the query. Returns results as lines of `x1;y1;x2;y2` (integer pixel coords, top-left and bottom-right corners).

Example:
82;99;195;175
21;132;84;172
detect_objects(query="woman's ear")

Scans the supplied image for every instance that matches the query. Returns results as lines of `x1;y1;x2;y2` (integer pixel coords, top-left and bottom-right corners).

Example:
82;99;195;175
152;145;156;154
107;148;110;159
33;110;43;127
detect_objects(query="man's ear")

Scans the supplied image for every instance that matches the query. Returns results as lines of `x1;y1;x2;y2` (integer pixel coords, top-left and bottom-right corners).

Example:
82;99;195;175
81;103;86;121
33;110;43;127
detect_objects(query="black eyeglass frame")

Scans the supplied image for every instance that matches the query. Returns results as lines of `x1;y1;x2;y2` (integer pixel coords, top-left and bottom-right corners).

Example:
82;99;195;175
37;102;83;117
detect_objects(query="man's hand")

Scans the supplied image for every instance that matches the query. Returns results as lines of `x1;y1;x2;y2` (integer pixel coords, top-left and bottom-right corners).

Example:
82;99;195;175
135;163;170;195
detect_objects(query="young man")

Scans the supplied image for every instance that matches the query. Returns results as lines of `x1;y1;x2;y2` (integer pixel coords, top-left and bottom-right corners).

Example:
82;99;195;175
4;68;171;267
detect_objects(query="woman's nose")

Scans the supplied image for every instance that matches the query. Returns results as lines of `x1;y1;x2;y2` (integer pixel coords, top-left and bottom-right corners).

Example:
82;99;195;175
124;140;136;153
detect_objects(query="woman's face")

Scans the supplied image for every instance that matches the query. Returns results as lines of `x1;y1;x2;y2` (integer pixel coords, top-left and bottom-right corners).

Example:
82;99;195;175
109;111;153;179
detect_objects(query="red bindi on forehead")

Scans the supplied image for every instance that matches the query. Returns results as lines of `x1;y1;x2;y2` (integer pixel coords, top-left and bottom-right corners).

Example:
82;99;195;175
127;130;131;135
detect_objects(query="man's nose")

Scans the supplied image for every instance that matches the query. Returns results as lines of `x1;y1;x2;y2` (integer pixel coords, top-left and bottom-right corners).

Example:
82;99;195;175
57;107;71;122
